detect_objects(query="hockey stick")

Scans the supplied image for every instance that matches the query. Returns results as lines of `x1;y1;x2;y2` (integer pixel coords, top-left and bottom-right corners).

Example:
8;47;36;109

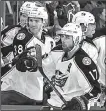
35;44;68;109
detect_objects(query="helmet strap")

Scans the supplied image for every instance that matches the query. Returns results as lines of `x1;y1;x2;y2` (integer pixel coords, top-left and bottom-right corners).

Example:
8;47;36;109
67;43;80;59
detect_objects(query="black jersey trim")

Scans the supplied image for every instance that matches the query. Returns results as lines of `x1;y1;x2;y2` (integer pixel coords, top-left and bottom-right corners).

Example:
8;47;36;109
74;48;100;83
1;65;16;79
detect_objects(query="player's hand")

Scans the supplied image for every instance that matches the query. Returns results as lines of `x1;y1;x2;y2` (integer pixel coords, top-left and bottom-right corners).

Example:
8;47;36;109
55;71;69;87
27;47;36;57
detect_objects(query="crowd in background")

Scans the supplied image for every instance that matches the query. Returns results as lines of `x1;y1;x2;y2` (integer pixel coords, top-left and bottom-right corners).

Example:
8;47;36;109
4;1;106;29
2;1;105;43
39;0;106;42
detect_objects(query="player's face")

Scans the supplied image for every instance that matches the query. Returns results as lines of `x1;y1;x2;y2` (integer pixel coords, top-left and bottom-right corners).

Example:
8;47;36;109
28;17;43;35
85;23;96;38
60;34;74;52
20;13;28;27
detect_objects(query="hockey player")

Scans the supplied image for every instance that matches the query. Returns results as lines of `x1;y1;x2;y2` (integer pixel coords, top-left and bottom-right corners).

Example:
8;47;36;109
72;11;98;64
72;11;106;108
1;2;55;105
1;1;32;66
72;11;106;84
45;23;101;110
1;1;48;75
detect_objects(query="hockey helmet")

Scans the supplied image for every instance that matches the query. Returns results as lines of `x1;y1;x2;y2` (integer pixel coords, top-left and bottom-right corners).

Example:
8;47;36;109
56;23;83;44
27;2;48;26
72;11;95;28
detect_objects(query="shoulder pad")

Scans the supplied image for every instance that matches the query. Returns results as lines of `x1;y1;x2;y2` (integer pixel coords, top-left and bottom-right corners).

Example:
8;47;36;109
1;25;21;35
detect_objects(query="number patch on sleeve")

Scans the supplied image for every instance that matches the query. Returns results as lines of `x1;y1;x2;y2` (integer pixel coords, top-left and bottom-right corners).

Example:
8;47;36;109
14;45;24;56
89;69;98;80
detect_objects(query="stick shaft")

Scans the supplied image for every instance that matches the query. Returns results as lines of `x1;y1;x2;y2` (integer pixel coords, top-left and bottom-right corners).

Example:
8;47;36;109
36;44;67;105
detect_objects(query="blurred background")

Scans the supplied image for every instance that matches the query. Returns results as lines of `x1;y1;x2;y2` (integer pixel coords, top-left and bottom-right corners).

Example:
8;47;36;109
1;1;106;29
1;1;24;26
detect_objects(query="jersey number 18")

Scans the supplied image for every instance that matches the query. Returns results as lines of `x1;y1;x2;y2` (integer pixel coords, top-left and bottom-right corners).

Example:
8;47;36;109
14;45;23;56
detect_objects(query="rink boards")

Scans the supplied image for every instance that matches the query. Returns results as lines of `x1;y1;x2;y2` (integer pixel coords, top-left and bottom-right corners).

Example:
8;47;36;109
1;105;105;111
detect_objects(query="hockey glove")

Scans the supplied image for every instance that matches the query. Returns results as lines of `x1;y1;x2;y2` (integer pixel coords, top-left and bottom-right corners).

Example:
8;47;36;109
16;56;38;72
62;96;88;110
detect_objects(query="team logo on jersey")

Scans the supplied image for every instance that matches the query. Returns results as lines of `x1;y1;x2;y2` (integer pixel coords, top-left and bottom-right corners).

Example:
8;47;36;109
82;57;91;65
17;33;25;40
55;70;68;87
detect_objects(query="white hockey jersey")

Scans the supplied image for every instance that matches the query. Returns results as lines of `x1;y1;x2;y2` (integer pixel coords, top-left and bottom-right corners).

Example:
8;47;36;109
1;28;56;101
81;38;98;64
47;46;100;107
93;36;106;86
1;25;22;64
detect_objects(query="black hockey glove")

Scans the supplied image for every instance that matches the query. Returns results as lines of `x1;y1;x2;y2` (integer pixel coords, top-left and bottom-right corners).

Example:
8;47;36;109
16;56;38;72
62;96;88;110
